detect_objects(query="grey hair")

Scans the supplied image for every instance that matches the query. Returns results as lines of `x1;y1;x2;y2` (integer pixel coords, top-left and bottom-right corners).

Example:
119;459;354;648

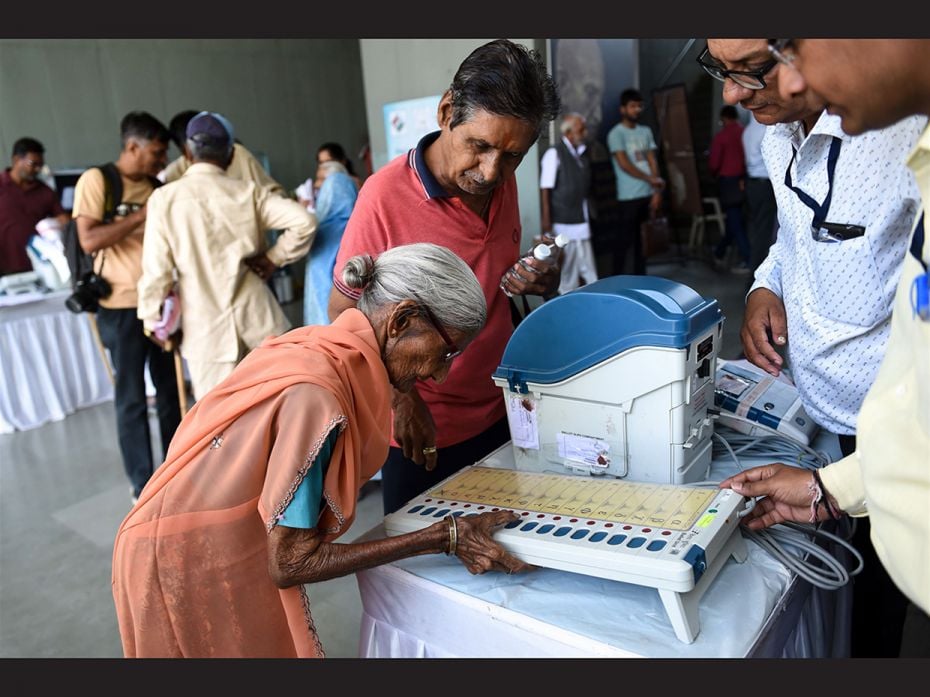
559;112;585;134
342;243;486;334
318;160;348;178
187;137;233;165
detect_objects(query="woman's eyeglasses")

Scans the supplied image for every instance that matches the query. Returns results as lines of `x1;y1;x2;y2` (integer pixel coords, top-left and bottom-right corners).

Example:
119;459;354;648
421;306;463;362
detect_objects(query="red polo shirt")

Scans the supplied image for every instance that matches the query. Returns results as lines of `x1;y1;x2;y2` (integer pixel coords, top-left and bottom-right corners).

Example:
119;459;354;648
709;120;746;178
333;131;522;448
0;169;64;274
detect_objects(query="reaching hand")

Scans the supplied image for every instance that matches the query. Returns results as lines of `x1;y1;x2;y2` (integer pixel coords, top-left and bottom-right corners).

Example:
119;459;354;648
501;254;561;299
393;388;439;471
740;288;788;376
720;464;831;530
450;510;534;575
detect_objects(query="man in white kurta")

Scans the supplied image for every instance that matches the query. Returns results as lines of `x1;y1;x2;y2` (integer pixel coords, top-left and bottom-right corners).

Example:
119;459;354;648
138;112;317;399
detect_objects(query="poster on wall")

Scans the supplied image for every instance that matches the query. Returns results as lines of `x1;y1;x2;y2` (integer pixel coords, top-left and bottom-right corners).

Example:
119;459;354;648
383;95;442;162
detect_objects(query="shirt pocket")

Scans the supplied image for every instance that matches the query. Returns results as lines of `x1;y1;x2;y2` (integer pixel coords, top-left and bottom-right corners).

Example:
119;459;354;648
808;235;888;327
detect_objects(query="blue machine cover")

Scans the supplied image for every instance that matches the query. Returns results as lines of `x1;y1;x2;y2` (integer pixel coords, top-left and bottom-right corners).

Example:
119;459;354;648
494;276;722;391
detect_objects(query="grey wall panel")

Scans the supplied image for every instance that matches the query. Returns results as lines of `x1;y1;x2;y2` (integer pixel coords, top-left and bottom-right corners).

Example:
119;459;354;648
0;39;368;192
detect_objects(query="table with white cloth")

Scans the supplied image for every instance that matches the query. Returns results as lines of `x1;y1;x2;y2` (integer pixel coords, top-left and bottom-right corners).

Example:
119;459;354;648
0;290;113;434
354;435;851;658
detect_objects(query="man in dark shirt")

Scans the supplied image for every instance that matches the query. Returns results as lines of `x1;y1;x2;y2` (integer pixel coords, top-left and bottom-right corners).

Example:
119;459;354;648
0;138;68;275
708;105;750;273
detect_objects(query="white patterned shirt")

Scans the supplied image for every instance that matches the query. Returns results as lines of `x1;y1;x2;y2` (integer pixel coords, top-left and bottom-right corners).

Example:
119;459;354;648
751;112;926;434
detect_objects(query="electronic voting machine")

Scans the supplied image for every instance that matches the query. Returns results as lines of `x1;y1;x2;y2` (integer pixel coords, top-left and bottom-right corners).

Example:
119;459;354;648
492;276;724;485
384;277;747;643
383;450;748;644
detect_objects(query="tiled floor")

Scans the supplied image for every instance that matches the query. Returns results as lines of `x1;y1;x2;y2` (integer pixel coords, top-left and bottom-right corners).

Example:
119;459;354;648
0;247;749;657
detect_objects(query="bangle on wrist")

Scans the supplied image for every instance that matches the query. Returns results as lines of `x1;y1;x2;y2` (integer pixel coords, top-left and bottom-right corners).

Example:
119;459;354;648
444;515;457;556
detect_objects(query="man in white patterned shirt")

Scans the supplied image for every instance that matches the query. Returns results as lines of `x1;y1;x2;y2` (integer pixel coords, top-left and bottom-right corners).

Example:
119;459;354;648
702;39;926;657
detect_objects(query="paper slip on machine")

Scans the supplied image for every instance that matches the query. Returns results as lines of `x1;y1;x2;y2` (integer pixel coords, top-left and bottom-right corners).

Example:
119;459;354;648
385;277;749;643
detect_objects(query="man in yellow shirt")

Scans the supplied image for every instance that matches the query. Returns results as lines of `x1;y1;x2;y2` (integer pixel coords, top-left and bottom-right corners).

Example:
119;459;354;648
72;111;181;503
722;39;930;657
160;109;285;197
138;112;317;400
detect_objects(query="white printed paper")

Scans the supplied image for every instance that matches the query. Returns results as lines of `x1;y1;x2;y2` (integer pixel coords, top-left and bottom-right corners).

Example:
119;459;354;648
557;432;611;469
505;393;539;449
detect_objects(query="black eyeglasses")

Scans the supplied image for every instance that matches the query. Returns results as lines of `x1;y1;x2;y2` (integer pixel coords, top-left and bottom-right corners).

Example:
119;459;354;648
697;45;778;90
420;305;462;362
768;39;798;68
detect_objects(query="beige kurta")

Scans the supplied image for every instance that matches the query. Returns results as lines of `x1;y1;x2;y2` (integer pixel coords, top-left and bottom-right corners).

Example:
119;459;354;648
137;162;317;366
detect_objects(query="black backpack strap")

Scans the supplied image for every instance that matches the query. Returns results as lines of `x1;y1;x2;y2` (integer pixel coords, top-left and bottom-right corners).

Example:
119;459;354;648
97;163;123;222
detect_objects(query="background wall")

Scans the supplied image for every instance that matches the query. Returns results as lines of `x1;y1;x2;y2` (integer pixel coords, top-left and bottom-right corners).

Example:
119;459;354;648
359;38;545;246
0;39;369;193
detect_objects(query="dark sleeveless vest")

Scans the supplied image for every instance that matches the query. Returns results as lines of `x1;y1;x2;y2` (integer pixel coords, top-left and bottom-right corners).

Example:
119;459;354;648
550;139;591;225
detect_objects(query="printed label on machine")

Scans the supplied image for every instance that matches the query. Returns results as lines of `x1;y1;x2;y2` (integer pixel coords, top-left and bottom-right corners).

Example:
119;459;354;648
557;432;611;469
505;393;539;449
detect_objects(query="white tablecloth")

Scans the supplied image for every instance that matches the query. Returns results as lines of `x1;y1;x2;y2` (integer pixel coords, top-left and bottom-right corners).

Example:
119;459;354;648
355;437;851;658
0;290;114;434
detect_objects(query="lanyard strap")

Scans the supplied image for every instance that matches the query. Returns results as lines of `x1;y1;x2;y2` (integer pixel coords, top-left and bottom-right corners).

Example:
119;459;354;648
784;136;843;230
911;212;927;273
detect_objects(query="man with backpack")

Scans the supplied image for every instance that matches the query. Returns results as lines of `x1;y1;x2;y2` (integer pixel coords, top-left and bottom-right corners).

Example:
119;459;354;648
71;111;181;504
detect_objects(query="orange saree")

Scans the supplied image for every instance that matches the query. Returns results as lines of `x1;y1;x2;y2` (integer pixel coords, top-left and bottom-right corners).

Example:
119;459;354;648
111;308;391;657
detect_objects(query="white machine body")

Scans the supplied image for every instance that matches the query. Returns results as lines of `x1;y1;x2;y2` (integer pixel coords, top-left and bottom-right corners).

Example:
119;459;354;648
492;276;724;484
715;359;820;445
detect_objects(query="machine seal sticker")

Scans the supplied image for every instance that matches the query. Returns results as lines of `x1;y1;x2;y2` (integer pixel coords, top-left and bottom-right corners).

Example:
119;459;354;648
557;432;611;469
506;393;539;449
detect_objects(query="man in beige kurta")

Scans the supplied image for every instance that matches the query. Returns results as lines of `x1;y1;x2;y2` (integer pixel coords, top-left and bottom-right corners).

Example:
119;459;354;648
138;111;317;399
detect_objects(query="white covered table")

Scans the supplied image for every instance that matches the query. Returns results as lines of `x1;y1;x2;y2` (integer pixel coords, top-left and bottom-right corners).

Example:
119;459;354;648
355;437;850;658
0;290;113;434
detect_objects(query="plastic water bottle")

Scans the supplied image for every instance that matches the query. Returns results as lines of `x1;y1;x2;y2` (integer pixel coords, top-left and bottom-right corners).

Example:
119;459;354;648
500;234;568;297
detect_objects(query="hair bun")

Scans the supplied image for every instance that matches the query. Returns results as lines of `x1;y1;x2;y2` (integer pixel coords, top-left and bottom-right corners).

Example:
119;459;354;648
341;254;376;290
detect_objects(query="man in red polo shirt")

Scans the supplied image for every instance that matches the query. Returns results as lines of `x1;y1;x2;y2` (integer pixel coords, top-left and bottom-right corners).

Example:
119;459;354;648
329;39;562;514
708;105;751;273
0;138;68;275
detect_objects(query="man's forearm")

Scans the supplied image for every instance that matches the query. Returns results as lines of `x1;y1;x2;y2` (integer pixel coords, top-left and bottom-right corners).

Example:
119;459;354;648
78;214;144;254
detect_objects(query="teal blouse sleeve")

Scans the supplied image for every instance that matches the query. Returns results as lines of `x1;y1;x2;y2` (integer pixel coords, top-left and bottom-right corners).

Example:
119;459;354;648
277;429;340;529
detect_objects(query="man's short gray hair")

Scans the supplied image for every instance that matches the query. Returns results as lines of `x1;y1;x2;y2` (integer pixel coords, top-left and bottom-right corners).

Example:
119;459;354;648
342;243;487;334
187;137;233;166
559;112;585;134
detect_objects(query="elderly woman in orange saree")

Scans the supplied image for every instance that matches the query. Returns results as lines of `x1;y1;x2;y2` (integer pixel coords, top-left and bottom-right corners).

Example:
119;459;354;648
112;242;528;658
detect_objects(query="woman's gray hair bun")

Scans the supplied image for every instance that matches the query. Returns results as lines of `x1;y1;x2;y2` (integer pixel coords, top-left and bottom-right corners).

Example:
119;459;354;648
349;243;486;334
341;254;376;290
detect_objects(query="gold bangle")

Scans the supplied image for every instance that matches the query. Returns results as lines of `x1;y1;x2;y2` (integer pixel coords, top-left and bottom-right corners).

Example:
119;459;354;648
444;515;457;556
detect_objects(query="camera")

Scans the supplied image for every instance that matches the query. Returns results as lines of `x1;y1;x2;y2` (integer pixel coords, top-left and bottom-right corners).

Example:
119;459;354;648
65;271;112;313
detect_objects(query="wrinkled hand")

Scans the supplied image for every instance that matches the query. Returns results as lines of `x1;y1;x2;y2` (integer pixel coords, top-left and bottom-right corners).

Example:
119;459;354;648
500;253;561;299
451;510;534;575
741;288;788;376
720;464;827;530
145;328;182;352
244;253;277;281
393;388;438;471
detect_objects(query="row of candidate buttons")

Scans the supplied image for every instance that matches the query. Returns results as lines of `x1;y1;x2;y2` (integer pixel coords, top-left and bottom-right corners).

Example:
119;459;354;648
405;503;668;552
